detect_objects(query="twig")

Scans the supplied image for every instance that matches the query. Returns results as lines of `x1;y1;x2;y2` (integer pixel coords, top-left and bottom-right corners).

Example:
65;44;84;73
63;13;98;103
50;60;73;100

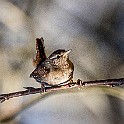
0;78;124;103
82;78;124;86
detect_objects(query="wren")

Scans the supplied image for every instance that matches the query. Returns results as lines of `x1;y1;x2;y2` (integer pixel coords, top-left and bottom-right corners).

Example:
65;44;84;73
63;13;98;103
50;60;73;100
30;49;74;90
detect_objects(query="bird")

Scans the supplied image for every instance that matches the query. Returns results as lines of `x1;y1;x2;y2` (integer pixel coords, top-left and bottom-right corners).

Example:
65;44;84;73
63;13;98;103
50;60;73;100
30;49;74;91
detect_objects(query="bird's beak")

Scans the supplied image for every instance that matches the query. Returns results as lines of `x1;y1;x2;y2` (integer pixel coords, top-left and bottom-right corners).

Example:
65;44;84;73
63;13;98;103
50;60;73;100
29;72;34;78
63;49;71;56
29;73;33;78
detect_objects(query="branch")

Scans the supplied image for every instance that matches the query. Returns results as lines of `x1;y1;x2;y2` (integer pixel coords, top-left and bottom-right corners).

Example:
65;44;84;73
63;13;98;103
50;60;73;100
0;78;124;103
82;78;124;86
0;83;74;103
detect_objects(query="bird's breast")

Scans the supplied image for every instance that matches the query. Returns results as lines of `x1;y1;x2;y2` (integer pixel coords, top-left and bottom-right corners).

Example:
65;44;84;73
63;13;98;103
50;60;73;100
44;68;72;85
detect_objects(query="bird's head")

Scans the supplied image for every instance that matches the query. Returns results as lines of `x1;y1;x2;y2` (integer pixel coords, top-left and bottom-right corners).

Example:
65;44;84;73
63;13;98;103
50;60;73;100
48;49;71;60
48;49;71;67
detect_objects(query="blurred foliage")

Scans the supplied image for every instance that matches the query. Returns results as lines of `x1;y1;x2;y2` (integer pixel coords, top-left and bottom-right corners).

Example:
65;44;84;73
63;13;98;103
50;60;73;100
0;0;124;124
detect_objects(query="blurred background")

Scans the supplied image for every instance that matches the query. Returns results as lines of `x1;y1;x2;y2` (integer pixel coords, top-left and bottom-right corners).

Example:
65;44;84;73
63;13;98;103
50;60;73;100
0;0;124;124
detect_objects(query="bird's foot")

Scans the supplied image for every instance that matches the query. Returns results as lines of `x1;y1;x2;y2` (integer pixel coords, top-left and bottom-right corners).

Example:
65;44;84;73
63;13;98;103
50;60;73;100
40;84;46;93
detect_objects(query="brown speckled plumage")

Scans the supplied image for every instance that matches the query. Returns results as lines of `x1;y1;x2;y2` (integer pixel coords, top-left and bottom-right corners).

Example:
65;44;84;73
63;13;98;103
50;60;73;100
30;49;74;86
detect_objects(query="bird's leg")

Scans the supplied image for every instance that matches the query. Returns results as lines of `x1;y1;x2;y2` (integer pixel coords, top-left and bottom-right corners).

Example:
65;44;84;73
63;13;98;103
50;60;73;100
40;84;46;92
66;79;72;87
67;77;74;87
58;78;74;88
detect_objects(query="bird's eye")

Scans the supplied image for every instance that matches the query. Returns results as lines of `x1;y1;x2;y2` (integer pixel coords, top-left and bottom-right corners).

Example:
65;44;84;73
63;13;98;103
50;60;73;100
56;55;60;59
